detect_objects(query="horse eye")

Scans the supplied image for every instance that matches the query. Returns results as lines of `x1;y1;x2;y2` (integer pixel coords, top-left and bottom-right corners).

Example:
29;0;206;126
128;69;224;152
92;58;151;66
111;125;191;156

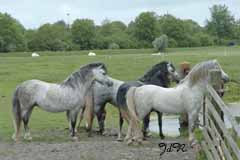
102;72;106;75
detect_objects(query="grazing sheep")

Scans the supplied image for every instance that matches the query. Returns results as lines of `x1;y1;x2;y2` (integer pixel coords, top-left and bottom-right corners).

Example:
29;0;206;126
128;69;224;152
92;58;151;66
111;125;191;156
88;52;96;56
31;52;40;57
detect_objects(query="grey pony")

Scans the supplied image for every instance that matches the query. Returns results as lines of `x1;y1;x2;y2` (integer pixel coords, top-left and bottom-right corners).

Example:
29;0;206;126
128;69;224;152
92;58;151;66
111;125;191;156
12;62;113;142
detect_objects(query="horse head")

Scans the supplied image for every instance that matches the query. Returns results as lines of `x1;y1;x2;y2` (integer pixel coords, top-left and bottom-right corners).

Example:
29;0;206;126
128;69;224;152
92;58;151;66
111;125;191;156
182;59;229;87
88;62;113;87
139;61;180;86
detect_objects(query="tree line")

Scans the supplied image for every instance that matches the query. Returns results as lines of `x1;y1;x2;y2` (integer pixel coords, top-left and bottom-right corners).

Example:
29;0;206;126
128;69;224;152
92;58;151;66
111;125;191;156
0;4;240;52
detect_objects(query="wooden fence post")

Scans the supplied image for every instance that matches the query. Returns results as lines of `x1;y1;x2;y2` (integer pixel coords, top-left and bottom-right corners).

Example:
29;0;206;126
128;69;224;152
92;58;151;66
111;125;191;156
209;69;224;138
209;69;222;92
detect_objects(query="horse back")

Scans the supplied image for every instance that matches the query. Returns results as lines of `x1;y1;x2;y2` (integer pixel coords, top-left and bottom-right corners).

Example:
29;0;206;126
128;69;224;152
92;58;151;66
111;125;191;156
116;81;143;108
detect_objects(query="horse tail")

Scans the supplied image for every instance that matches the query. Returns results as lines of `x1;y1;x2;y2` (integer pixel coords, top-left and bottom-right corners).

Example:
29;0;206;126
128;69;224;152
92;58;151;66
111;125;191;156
84;87;94;131
12;87;22;141
126;87;139;122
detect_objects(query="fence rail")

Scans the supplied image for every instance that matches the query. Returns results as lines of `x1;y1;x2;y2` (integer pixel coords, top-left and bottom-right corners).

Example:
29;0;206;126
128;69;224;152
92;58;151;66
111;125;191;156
201;70;240;160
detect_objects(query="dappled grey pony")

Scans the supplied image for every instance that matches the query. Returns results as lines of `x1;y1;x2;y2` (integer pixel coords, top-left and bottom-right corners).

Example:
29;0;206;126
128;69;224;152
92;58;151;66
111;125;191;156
125;60;229;145
78;61;179;140
12;62;113;142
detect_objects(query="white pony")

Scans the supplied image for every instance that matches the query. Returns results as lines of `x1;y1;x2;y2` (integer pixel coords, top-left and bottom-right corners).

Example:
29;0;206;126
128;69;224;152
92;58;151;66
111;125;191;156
125;60;229;145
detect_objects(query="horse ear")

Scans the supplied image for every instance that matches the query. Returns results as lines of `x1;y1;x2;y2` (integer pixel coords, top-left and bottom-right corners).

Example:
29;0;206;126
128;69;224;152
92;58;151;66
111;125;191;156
98;64;103;69
98;64;106;71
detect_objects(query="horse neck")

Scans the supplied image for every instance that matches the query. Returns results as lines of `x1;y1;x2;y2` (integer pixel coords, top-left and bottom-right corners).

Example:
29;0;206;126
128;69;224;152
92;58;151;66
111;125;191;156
68;75;94;97
183;77;208;93
80;78;95;95
109;77;124;94
139;71;170;87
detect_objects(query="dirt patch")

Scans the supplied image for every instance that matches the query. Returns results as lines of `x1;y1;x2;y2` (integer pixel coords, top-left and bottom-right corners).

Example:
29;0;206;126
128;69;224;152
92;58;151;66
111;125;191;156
0;129;196;160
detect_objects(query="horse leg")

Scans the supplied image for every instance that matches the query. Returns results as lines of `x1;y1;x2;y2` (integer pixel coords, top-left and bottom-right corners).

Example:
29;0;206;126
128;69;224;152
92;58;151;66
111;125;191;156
157;111;165;139
134;119;144;144
22;106;34;141
143;113;150;138
77;107;85;132
119;109;130;141
66;110;72;134
69;110;79;140
125;118;133;144
188;110;199;146
96;107;106;135
117;109;124;141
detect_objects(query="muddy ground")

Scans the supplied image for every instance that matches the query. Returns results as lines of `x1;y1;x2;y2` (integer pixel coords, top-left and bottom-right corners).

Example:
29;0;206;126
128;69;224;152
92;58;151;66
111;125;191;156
0;128;196;160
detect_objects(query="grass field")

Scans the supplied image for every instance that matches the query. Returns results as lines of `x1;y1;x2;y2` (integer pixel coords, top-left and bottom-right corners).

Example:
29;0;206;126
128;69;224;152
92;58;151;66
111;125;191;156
0;46;240;142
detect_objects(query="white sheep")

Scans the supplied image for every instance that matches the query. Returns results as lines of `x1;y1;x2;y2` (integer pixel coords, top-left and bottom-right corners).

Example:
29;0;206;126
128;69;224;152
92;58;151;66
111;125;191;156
88;52;96;56
32;52;40;57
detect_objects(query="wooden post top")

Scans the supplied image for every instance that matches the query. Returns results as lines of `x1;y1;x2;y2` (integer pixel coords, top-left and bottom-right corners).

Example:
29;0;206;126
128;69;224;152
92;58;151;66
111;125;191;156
209;69;222;91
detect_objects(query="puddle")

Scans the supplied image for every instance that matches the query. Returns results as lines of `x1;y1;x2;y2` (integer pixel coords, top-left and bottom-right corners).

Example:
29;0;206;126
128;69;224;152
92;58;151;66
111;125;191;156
149;114;180;137
149;108;239;136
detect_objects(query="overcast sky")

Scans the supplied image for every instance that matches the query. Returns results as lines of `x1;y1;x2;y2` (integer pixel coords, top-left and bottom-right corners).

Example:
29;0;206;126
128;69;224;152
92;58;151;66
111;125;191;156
0;0;239;29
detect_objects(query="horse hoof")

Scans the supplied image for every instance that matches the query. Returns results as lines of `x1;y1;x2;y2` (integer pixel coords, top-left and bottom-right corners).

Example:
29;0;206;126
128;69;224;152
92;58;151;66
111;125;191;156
12;134;16;141
189;139;198;148
124;137;130;142
96;130;102;135
72;136;79;142
117;137;123;142
74;129;78;134
142;140;150;145
24;136;32;141
127;139;133;145
24;133;32;141
87;133;92;137
132;141;142;146
102;131;108;136
146;132;152;137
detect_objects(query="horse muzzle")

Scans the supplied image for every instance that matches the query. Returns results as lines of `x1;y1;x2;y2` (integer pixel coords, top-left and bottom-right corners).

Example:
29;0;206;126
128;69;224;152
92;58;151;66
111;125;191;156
221;71;230;83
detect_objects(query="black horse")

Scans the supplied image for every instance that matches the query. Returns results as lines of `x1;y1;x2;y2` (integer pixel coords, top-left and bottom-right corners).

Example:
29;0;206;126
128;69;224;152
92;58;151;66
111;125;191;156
116;61;180;139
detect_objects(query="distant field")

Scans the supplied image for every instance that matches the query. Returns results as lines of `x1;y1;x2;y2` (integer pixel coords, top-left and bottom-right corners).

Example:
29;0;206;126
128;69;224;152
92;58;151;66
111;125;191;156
0;46;240;141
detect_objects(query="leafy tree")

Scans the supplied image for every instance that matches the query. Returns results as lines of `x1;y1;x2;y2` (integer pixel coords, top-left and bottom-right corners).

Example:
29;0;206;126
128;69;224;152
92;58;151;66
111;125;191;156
108;42;120;49
152;34;168;51
158;14;207;47
132;12;158;47
95;20;133;49
233;19;240;43
158;14;187;47
26;21;72;51
168;38;178;48
0;13;26;52
99;20;127;36
198;33;214;46
206;5;235;40
71;19;96;50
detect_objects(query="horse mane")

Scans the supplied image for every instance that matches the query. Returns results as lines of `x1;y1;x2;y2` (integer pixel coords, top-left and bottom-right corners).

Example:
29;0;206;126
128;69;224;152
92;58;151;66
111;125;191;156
138;61;169;82
61;62;106;89
180;60;218;86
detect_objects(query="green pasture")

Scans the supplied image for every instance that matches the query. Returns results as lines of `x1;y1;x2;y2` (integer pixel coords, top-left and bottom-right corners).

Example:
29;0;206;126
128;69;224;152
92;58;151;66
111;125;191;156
0;46;240;142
